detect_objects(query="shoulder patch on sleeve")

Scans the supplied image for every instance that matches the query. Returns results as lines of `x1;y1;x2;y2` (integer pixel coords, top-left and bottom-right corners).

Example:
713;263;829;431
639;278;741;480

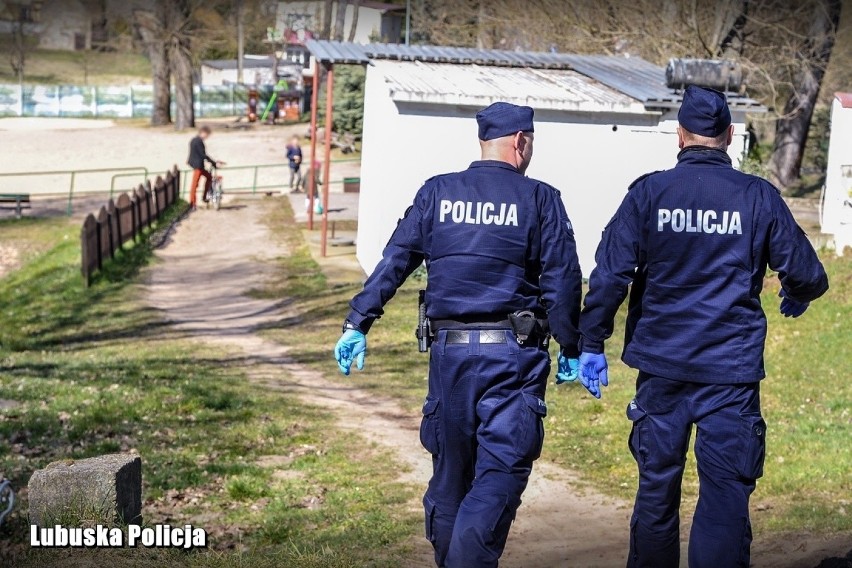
628;171;662;191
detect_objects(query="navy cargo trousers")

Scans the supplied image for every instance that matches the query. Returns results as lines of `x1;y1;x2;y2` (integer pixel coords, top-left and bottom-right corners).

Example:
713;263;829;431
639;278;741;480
627;373;766;568
420;329;550;568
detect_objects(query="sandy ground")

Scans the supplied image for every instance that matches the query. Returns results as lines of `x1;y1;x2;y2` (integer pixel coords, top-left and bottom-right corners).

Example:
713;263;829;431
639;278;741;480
140;197;849;568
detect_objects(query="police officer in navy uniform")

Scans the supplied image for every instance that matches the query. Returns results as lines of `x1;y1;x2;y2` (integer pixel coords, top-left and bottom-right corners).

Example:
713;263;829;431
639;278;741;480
333;102;584;567
577;86;829;568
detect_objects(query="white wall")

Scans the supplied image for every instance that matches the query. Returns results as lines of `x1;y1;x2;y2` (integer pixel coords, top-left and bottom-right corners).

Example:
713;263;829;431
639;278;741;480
823;97;852;253
358;63;750;276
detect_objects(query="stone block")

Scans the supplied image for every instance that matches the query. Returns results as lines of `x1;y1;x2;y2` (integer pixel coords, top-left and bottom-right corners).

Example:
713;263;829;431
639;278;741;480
28;454;141;527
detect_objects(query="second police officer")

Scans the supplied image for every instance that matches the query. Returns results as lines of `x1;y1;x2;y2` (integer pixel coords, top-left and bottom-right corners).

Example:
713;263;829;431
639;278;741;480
578;86;829;568
333;102;584;567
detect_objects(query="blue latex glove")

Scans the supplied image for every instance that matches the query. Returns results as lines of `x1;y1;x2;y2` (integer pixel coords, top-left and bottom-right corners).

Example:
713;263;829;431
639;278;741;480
334;330;366;376
779;289;809;318
555;354;580;384
579;352;609;399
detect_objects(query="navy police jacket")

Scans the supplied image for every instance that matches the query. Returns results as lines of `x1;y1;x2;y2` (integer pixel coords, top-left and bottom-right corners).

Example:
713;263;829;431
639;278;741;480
580;147;829;383
347;160;583;356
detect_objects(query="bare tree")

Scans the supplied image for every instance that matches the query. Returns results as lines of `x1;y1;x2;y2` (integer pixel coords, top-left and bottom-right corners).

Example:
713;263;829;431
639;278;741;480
412;0;845;188
715;0;750;58
9;10;28;85
332;0;348;41
348;0;361;42
769;0;842;187
321;0;334;39
166;0;195;130
134;7;171;126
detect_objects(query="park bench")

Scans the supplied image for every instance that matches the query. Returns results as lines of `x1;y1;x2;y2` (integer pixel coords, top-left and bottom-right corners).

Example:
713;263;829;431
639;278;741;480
0;194;31;219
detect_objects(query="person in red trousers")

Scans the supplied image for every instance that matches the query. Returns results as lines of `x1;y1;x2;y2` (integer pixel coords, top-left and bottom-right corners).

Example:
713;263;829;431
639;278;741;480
186;126;225;210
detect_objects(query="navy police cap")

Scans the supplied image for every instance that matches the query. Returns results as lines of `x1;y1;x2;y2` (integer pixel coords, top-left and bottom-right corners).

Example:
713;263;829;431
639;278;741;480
476;102;534;141
678;85;732;137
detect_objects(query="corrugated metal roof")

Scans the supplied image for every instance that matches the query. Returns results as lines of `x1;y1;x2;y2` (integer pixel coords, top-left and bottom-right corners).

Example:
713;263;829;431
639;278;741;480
304;40;766;111
306;40;371;65
380;60;645;113
835;92;852;108
202;56;274;70
305;40;571;68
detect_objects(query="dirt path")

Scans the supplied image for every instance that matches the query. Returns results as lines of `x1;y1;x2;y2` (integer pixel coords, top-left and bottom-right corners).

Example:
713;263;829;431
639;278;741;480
141;198;846;568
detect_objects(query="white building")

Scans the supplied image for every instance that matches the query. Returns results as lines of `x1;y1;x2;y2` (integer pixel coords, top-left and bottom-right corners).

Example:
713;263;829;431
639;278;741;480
306;41;766;275
278;1;403;44
200;56;277;86
822;93;852;254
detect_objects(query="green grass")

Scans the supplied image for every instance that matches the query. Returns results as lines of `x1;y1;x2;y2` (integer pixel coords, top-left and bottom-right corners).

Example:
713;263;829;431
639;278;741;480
0;44;151;86
247;199;328;300
0;213;419;567
257;212;852;536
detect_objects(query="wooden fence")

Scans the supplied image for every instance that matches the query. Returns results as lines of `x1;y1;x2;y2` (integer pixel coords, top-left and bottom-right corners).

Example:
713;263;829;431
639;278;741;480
81;166;180;286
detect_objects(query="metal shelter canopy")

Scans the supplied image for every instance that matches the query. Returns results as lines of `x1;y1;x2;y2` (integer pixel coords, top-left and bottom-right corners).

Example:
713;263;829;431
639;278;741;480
304;40;766;111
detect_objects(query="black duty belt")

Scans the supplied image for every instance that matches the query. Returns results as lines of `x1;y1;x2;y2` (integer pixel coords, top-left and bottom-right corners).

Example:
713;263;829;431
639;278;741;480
446;330;508;344
444;329;549;349
431;318;511;331
447;329;506;343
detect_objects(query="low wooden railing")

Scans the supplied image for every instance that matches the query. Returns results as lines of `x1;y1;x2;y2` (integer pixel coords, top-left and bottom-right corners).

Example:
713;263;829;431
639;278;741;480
81;166;180;286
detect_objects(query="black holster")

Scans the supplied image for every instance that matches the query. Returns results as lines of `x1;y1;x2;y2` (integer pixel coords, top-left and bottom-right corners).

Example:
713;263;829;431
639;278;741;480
416;290;432;352
508;310;549;345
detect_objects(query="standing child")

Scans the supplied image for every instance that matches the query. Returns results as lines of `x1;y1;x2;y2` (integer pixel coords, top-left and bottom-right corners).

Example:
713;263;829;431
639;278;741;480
286;136;303;193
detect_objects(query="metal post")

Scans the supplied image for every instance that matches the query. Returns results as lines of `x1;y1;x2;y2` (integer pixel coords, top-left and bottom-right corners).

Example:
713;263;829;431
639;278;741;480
406;0;411;45
252;166;258;194
308;60;320;230
236;0;244;84
321;63;334;258
67;172;76;216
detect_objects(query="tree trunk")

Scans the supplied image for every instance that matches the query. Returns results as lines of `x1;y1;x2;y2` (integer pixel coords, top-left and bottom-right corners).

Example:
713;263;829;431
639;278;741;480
134;9;171;126
166;0;194;130
476;1;489;49
770;0;842;188
332;0;348;41
717;0;749;58
321;0;334;39
347;0;361;42
170;35;194;130
10;16;26;84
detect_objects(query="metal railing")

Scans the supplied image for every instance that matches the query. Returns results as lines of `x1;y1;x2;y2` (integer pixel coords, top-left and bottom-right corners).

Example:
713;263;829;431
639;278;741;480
0;166;149;215
110;170;149;197
178;158;361;197
0;159;360;216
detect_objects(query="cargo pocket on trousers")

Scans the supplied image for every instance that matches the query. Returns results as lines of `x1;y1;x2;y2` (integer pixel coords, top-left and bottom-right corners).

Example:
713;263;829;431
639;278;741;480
738;412;766;480
423;495;437;544
626;399;648;469
420;397;441;456
520;393;547;462
491;498;516;545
